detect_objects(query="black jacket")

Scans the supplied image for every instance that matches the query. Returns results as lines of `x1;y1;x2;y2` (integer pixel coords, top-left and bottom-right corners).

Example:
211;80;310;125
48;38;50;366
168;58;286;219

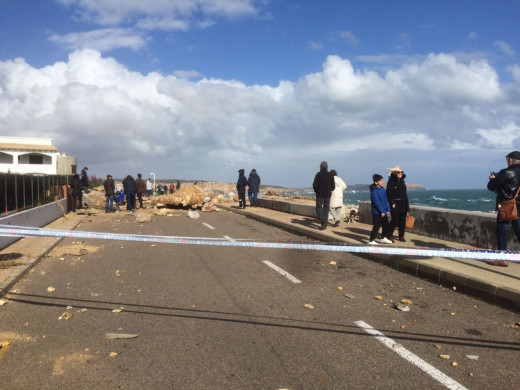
487;163;520;207
103;178;115;196
236;171;248;192
386;173;410;213
71;177;82;197
123;176;137;194
313;169;335;197
248;172;261;193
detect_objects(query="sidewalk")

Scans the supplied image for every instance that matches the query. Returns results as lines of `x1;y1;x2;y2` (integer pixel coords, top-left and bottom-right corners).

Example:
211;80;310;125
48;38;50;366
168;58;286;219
219;204;520;311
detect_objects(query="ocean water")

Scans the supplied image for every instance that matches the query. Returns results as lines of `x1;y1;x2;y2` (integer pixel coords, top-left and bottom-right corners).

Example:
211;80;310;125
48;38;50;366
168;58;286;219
294;189;496;213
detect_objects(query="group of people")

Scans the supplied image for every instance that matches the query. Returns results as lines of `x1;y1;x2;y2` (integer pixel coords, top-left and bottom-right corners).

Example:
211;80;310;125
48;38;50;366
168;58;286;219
313;161;410;244
236;169;261;208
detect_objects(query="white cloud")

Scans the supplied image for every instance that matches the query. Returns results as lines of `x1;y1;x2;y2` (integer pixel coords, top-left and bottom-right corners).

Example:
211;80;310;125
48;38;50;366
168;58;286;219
340;31;359;46
0;50;518;188
49;28;147;52
494;40;515;57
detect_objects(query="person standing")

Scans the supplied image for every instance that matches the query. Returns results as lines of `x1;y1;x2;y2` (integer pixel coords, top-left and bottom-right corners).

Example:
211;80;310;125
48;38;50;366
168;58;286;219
236;169;248;208
146;178;153;197
103;174;115;213
313;161;335;230
176;180;181;191
369;174;393;245
386;166;410;242
329;169;347;227
136;173;146;209
247;169;261;207
487;151;520;266
123;175;137;212
70;173;83;212
80;167;89;194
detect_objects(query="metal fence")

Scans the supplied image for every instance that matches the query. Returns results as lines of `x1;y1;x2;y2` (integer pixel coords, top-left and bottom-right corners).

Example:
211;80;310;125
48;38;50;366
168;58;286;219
0;173;71;215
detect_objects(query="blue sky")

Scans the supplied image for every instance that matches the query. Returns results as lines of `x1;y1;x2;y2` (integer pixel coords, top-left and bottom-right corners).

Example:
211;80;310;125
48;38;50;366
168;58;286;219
1;0;519;189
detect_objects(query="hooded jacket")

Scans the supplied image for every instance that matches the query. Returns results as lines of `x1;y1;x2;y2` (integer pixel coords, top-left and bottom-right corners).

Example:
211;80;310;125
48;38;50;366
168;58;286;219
330;176;347;208
123;175;137;194
386;173;410;213
236;170;248;191
247;171;261;193
370;183;391;215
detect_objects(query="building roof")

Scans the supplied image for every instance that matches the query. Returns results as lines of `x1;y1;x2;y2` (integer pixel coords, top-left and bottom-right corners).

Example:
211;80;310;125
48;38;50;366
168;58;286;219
0;143;58;152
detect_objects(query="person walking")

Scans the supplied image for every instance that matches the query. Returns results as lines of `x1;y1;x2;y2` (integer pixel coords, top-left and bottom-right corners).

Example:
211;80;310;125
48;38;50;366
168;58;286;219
313;161;335;230
386;165;410;242
136;173;146;209
247;169;261;207
70;173;83;212
80;167;89;194
369;174;393;245
487;151;520;266
146;178;153;197
123;175;137;212
103;174;115;213
329;169;347;227
236;169;248;208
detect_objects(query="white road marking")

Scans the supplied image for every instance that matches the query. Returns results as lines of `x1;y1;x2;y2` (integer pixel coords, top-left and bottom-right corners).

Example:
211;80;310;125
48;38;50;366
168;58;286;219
202;223;215;230
354;320;468;390
223;235;236;241
262;260;302;284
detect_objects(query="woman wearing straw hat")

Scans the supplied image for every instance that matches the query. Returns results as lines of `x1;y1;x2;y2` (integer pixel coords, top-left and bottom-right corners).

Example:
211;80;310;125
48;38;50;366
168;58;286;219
386;165;410;242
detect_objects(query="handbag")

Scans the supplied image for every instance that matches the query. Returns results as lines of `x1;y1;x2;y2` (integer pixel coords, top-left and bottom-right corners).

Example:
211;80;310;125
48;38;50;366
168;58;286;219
405;215;415;229
497;186;520;221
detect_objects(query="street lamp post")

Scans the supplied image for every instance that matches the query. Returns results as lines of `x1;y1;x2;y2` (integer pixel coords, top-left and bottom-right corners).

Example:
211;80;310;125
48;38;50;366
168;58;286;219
150;173;156;196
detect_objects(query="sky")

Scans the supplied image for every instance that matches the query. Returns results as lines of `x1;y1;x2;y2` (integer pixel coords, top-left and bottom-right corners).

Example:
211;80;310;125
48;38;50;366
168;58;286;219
0;1;519;189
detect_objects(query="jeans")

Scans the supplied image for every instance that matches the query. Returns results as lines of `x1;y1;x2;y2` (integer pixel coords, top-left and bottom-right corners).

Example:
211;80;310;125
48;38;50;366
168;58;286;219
315;196;331;225
496;217;520;250
127;193;136;210
105;195;114;212
83;186;89;194
248;192;258;206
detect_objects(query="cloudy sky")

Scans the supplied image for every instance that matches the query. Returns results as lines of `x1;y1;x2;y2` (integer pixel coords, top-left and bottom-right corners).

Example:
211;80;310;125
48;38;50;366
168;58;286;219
1;0;519;189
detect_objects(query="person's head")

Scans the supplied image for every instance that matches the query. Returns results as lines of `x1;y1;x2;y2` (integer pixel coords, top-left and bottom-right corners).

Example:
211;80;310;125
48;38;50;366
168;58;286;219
251;169;257;174
506;151;520;166
107;174;112;179
138;173;142;178
372;174;384;185
320;161;328;171
73;173;80;179
330;169;337;176
83;167;88;171
388;165;404;178
238;169;245;175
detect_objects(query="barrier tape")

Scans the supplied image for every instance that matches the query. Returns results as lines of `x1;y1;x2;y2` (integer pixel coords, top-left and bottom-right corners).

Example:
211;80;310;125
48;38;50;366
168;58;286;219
0;224;519;262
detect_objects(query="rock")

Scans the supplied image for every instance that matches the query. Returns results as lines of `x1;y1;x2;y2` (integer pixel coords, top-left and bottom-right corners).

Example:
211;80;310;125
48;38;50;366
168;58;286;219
151;185;205;208
105;333;138;340
187;210;200;219
136;213;152;223
201;202;214;212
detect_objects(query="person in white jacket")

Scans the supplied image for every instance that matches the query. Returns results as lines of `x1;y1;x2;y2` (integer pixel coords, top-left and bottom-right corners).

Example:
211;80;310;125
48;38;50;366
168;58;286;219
329;170;347;227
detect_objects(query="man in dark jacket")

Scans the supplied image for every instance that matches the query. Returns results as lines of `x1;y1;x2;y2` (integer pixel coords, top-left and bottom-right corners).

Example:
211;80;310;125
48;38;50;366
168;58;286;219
123;175;137;212
247;169;261;207
136;173;146;209
487;150;520;264
236;169;248;208
70;173;82;212
80;167;89;194
313;161;335;230
103;174;115;213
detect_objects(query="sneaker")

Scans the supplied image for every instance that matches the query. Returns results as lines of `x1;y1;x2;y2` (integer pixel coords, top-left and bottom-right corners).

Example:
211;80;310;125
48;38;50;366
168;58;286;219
380;237;393;244
368;240;378;245
333;220;340;227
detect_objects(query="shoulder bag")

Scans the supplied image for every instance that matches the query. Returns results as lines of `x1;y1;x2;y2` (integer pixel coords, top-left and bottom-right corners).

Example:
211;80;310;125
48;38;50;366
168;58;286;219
497;186;520;221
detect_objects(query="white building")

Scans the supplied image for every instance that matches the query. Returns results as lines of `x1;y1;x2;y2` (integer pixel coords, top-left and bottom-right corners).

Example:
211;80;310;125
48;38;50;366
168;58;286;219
0;136;76;175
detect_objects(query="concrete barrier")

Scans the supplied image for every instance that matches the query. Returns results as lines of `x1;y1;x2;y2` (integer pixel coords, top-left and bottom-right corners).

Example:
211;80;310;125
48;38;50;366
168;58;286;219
0;199;68;250
358;201;520;251
257;197;519;250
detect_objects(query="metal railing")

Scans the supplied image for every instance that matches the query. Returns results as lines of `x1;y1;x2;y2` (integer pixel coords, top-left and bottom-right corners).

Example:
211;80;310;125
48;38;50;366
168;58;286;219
0;173;71;215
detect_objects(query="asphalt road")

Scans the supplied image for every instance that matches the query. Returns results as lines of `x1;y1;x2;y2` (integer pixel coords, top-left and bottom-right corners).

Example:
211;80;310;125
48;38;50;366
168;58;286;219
0;210;519;389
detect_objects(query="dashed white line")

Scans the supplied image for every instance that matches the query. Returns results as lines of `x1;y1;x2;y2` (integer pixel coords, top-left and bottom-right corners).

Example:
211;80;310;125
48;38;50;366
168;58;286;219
202;223;215;230
262;260;302;284
354;320;468;390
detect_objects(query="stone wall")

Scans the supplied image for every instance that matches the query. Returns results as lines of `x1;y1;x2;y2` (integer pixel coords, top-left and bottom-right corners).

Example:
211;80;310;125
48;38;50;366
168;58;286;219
358;201;520;250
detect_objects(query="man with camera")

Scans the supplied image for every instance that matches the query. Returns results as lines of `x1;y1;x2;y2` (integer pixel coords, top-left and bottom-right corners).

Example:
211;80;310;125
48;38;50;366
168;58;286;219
487;151;520;265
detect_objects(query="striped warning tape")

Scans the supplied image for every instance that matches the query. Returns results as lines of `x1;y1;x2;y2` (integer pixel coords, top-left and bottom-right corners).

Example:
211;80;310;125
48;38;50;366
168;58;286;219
0;224;518;262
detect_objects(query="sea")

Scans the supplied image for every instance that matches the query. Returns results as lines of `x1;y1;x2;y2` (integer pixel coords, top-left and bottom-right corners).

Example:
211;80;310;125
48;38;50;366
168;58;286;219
293;189;496;213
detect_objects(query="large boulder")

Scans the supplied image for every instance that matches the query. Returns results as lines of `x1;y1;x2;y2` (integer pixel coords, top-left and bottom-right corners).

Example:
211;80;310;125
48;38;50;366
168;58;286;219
151;185;205;208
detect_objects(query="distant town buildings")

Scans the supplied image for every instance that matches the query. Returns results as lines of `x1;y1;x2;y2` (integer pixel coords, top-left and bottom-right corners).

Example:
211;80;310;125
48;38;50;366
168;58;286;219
0;136;77;175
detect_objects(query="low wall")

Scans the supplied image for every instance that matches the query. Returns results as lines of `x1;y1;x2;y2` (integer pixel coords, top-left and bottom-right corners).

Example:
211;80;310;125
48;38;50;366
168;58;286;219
358;201;519;251
0;199;68;250
257;198;519;250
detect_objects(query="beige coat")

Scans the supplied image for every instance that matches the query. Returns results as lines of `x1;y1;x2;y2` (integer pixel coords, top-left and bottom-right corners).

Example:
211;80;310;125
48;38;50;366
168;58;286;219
330;176;347;208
